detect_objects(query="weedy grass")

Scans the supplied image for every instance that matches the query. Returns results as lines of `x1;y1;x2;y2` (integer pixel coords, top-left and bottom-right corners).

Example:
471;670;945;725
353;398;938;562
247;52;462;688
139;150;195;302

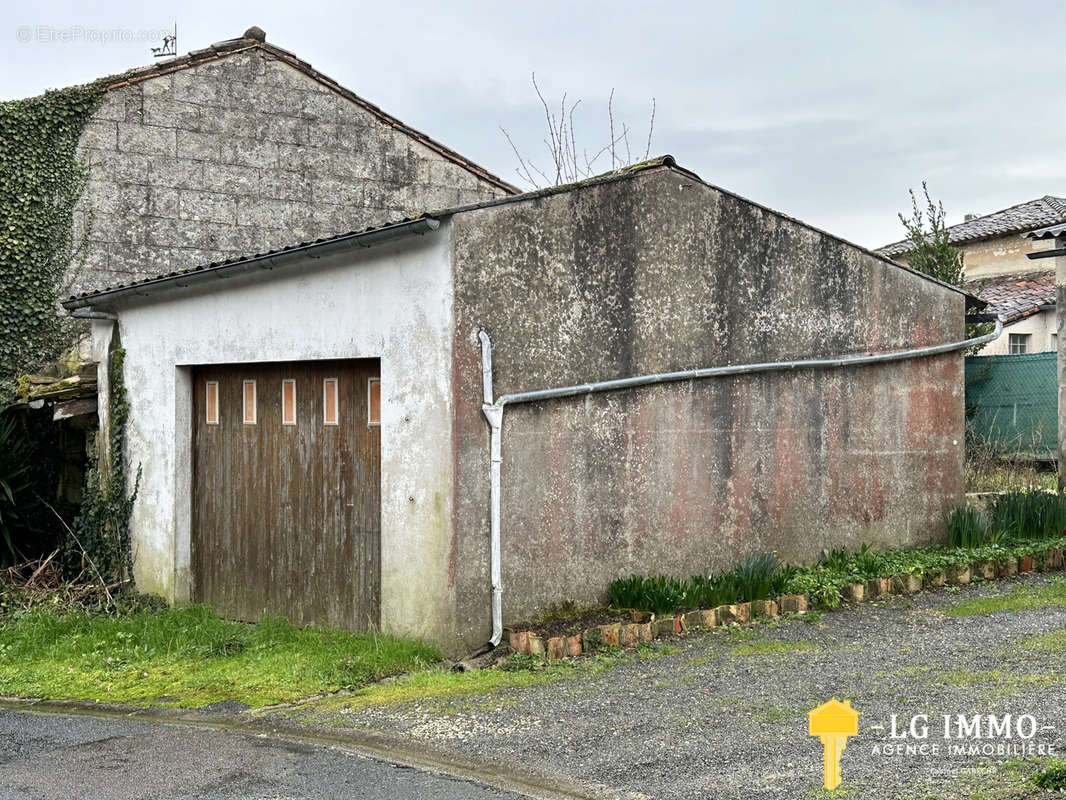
941;578;1066;617
0;604;440;708
1032;758;1066;791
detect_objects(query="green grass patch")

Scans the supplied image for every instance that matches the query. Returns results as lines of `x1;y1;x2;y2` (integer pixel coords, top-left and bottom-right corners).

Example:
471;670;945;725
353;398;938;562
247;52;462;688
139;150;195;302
0;605;440;708
1033;758;1066;791
935;668;1063;699
942;579;1066;617
730;639;816;657
1021;627;1066;654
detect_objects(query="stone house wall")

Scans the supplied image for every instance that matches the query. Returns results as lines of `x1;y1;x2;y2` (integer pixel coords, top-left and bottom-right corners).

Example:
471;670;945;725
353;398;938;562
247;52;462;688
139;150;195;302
68;45;509;296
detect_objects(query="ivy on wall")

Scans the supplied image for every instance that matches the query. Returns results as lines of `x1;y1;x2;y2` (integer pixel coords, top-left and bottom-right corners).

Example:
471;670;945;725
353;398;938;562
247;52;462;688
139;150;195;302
74;347;139;586
0;83;102;399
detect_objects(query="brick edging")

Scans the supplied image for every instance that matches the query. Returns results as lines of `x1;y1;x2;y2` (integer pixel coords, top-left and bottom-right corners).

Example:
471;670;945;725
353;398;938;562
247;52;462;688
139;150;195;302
507;547;1065;659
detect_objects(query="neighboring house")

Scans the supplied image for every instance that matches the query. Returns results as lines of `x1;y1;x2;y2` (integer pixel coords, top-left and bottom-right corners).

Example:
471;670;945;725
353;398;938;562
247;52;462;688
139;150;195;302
965;270;1056;355
67;26;514;296
64;157;978;654
878;195;1066;280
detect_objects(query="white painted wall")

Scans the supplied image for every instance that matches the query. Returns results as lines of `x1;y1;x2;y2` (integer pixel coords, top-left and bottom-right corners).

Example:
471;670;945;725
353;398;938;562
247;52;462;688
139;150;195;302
91;224;457;644
979;309;1056;355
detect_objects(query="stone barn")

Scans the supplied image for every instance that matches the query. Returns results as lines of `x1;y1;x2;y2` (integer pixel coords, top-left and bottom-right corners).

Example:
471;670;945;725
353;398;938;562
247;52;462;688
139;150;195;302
64;157;979;654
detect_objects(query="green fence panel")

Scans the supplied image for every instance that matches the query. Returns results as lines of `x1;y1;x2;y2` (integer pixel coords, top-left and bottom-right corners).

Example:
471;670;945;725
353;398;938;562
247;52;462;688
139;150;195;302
965;352;1057;460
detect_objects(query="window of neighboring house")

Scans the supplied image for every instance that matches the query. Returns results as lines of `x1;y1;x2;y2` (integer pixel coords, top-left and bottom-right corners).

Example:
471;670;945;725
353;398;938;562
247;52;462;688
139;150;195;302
282;379;297;426
1009;333;1031;355
323;378;339;426
243;380;257;425
368;378;381;426
205;381;219;425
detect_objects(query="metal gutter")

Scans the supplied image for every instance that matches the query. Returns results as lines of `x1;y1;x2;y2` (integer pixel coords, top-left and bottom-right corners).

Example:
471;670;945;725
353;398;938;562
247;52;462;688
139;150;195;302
478;319;1003;648
1028;248;1066;260
62;217;441;310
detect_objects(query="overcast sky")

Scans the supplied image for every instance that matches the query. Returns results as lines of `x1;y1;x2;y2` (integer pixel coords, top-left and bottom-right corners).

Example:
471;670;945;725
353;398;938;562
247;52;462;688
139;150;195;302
4;1;1064;248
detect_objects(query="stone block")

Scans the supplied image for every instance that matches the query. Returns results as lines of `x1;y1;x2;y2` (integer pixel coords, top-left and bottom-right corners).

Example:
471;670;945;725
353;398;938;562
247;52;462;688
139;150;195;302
752;600;778;619
80;120;118;151
698;608;719;627
1019;554;1035;573
565;634;583;657
220;136;278;169
600;623;621;647
118;123;176;157
620;624;640;647
673;615;685;635
845;583;865;603
948;565;971;585
547;636;565;660
1048;548;1064;570
924;570;946;589
975;562;996;581
508;630;528;654
147;157;205;190
714;604;737;625
628;609;650;623
582;626;604;652
527;634;545;657
865;577;892;598
178;190;237;225
778;594;809;615
684;610;705;630
176;129;221;161
650;617;675;638
734;602;751;624
203;163;259;195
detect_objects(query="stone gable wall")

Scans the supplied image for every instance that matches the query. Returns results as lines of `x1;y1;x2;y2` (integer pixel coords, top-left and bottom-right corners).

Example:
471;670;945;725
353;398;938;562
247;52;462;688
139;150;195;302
69;49;505;294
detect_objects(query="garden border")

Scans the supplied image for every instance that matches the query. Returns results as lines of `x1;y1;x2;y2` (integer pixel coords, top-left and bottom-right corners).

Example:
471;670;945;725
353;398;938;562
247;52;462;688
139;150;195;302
507;547;1065;659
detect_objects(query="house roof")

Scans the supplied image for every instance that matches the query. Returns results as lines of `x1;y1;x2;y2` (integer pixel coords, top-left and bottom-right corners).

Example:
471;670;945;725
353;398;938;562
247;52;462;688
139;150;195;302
1025;221;1066;240
965;269;1055;324
63;155;982;311
879;195;1066;257
91;27;518;196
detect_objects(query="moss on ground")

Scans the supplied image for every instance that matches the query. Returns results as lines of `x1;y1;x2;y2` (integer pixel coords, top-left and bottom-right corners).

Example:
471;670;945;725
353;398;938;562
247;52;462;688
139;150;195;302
941;579;1066;617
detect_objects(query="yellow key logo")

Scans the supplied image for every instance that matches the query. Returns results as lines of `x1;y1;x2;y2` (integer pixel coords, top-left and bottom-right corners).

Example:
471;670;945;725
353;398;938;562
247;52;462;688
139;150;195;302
808;699;859;790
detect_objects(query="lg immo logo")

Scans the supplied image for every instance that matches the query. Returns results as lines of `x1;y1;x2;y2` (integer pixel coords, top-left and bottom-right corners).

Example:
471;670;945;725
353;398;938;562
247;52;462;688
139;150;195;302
808;699;859;790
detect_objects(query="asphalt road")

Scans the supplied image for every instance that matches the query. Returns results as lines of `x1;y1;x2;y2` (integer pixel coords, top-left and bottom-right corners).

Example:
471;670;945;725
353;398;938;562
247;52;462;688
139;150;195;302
0;708;526;800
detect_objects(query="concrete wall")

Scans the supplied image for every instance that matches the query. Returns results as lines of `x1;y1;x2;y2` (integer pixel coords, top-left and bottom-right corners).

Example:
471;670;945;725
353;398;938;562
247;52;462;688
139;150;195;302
92;226;459;646
70;48;505;295
448;168;966;649
979;309;1056;355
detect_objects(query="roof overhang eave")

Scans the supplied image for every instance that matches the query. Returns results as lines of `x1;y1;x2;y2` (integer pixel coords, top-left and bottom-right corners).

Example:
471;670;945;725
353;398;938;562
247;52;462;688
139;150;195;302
62;217;441;312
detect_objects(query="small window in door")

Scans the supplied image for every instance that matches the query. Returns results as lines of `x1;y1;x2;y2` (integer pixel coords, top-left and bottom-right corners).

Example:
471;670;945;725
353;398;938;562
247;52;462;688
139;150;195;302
282;379;297;426
323;378;339;426
368;378;381;426
243;380;257;425
205;381;219;425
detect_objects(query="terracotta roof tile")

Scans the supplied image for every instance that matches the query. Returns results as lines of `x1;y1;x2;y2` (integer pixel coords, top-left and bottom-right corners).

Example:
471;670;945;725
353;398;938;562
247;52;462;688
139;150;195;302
965;269;1056;323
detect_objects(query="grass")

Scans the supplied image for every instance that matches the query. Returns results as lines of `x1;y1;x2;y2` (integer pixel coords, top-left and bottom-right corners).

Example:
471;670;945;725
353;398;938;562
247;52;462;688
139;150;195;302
941;578;1066;617
935;668;1063;699
298;648;630;716
0;605;440;708
730;639;816;657
1021;627;1066;654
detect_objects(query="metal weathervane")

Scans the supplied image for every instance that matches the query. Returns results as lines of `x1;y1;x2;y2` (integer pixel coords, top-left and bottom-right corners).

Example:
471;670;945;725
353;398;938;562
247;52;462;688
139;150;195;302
152;24;177;58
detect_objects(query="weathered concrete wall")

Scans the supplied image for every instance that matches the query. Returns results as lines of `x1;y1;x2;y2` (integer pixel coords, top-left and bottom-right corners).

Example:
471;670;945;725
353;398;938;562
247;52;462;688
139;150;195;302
449;167;966;649
90;226;458;646
70;48;504;295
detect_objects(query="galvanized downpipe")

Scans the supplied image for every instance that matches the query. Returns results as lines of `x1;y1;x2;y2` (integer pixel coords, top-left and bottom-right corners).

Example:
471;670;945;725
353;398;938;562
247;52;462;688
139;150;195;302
478;319;1002;647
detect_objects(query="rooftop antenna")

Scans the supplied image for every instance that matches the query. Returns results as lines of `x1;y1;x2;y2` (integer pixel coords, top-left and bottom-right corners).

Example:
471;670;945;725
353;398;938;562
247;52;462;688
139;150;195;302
152;23;177;58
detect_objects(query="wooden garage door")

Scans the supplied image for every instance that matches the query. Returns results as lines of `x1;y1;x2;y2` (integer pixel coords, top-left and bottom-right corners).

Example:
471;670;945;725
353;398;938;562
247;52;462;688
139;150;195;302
192;360;380;630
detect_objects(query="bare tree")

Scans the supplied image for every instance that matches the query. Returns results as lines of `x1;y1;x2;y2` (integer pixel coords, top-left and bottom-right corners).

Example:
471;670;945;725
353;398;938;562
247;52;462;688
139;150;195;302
501;74;656;189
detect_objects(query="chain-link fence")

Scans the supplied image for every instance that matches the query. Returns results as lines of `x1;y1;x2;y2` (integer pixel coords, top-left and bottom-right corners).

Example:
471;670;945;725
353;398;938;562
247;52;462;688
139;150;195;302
965;351;1057;462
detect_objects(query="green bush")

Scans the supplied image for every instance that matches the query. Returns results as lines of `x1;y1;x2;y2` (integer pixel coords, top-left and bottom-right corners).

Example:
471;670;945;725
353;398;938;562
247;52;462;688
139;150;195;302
1032;759;1066;791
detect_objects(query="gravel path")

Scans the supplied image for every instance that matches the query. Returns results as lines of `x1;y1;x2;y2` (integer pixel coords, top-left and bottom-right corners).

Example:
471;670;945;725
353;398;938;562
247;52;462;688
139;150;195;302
288;574;1066;799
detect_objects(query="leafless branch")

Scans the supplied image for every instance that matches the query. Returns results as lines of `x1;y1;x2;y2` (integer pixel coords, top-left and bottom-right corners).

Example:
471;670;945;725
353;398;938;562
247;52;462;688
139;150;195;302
36;492;114;604
643;98;656;161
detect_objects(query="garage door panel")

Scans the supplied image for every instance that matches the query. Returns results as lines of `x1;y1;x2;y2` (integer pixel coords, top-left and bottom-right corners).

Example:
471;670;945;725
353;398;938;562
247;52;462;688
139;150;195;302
192;360;380;630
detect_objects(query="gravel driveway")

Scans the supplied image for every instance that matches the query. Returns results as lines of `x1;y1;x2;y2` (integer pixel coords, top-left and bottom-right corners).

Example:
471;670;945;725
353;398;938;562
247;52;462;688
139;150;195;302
287;574;1066;799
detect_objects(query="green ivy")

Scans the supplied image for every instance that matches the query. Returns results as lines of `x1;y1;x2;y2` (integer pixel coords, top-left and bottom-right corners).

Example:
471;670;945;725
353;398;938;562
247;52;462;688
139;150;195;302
0;83;102;399
73;347;139;586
